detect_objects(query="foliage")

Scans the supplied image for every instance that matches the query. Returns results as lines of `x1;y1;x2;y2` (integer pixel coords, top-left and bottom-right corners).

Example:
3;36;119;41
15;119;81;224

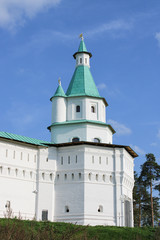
133;153;160;227
0;219;160;240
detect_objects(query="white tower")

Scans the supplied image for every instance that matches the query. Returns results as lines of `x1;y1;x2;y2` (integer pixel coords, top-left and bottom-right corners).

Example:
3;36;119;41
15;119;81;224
48;36;115;144
49;37;136;226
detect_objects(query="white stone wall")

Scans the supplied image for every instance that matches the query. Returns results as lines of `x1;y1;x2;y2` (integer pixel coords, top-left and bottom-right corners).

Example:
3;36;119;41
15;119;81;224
66;97;106;123
54;145;134;226
0;139;57;222
0;139;38;219
75;53;90;68
0;138;134;226
52;97;66;123
51;123;112;144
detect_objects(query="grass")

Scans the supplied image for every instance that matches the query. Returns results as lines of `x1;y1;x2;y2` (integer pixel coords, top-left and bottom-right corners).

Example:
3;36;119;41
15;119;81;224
0;218;160;240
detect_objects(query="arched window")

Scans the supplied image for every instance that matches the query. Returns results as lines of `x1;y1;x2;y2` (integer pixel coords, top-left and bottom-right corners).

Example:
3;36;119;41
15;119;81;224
98;205;103;212
8;168;11;175
80;58;82;64
72;173;74;180
89;173;91;181
65;206;69;213
30;171;33;179
91;106;95;113
103;174;105;182
42;173;45;180
94;138;100;143
15;169;18;176
76;105;80;112
96;174;98;181
110;175;113;182
72;137;80;142
50;173;53;181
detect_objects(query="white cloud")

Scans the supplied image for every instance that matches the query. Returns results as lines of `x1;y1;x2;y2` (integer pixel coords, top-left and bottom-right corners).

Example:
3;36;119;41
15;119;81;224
108;119;132;136
97;83;107;90
150;142;157;146
86;20;133;37
131;145;145;155
157;129;160;138
0;0;61;30
155;32;160;47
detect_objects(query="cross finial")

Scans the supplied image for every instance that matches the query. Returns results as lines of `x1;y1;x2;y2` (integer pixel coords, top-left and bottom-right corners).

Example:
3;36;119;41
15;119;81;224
58;78;61;86
79;33;84;41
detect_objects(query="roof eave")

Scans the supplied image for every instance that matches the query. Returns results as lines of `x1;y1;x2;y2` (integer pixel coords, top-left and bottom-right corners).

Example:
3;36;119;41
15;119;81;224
73;51;92;59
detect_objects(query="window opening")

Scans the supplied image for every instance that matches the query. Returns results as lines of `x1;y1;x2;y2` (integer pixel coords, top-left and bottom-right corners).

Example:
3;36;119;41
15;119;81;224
72;173;74;180
6;149;8;158
65;206;69;213
103;174;105;182
42;210;48;221
15;169;18;176
80;58;82;64
92;156;94;164
91;106;95;113
57;174;59;180
30;171;33;179
76;105;80;112
79;173;82;179
50;173;53;181
75;155;78;163
46;158;48;162
72;137;79;142
98;205;103;212
8;168;10;175
106;157;108;165
42;173;45;180
89;173;91;181
96;174;98;181
23;170;25;177
99;156;101;164
110;175;113;182
21;152;23;160
94;138;100;143
0;166;2;174
65;174;67;180
68;156;70;164
85;58;87;64
61;157;63;165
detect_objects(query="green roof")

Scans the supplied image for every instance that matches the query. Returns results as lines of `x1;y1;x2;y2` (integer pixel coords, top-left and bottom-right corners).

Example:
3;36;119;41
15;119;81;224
78;39;88;52
53;85;66;98
48;120;115;134
66;65;100;97
0;132;51;146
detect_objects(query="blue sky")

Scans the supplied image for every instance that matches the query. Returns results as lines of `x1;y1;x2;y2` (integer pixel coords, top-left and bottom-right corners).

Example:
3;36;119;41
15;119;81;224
0;0;160;173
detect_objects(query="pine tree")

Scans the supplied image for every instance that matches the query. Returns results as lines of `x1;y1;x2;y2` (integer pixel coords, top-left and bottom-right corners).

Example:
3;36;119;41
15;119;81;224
140;153;160;227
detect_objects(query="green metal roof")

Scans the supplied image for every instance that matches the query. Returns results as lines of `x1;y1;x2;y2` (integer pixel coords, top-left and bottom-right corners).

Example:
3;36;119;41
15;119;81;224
66;65;100;97
78;39;88;52
73;39;92;59
0;132;51;146
48;120;115;134
50;85;66;100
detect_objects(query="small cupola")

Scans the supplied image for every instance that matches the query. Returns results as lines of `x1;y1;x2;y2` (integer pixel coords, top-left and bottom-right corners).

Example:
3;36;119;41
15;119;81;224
73;34;92;68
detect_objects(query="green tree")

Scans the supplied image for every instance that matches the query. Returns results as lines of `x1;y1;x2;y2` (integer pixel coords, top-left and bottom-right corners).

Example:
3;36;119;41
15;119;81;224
133;171;151;227
140;153;160;227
